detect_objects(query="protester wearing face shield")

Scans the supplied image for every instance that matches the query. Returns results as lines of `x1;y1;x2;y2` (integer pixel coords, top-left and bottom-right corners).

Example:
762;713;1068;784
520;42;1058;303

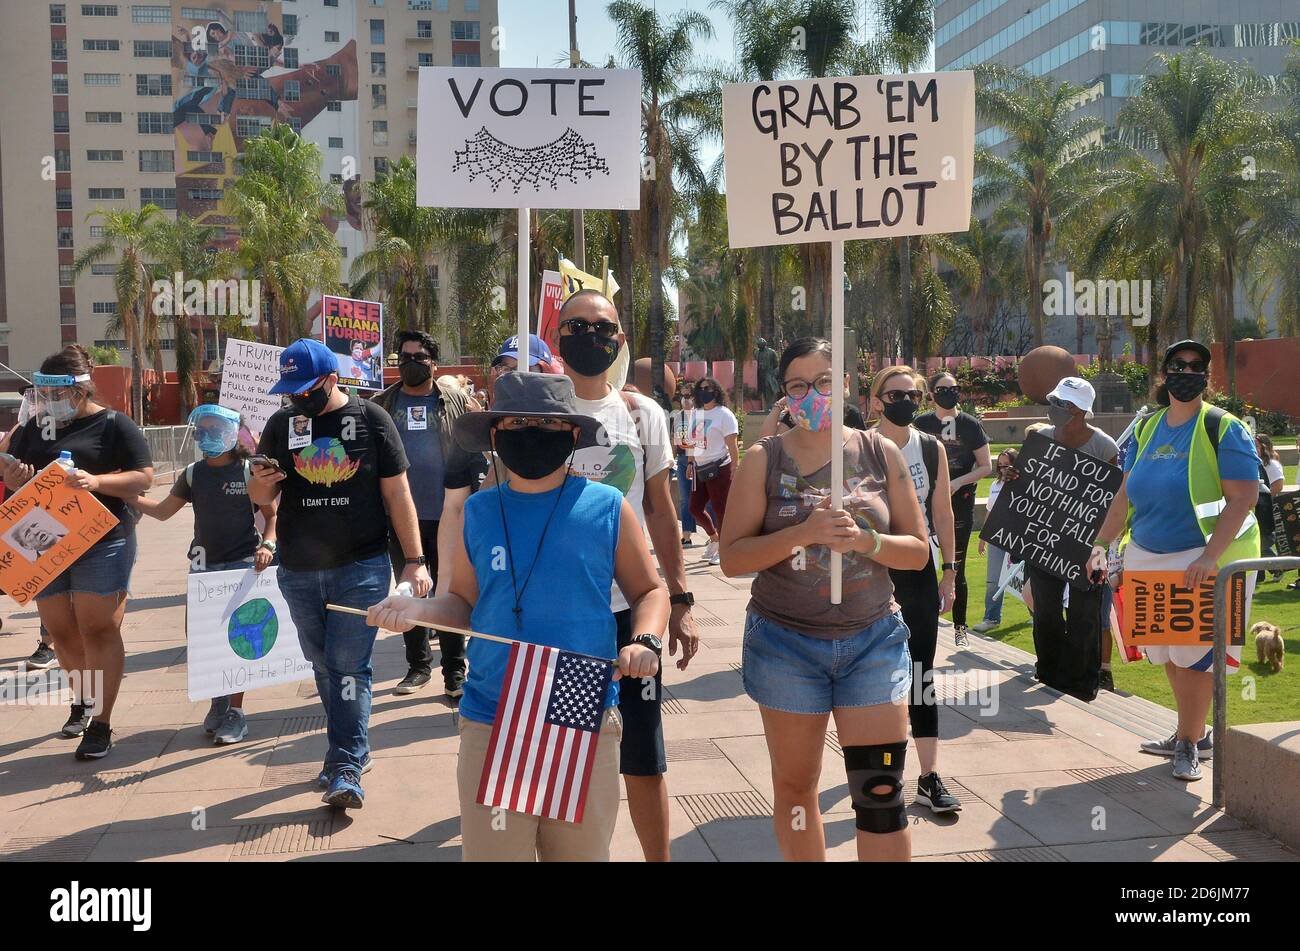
249;338;431;809
129;404;278;745
2;345;154;760
366;372;668;861
1089;341;1261;782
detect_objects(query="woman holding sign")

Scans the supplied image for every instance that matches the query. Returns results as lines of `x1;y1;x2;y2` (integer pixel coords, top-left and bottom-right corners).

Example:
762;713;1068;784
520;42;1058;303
869;366;962;814
2;345;154;760
1089;341;1260;782
719;338;931;861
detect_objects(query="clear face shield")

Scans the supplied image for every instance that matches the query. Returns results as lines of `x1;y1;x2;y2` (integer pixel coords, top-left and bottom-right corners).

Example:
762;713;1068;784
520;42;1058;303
188;405;242;458
31;373;90;425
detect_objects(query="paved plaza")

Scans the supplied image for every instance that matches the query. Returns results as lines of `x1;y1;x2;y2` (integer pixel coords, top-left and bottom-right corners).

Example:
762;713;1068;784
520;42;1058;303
1;487;1297;863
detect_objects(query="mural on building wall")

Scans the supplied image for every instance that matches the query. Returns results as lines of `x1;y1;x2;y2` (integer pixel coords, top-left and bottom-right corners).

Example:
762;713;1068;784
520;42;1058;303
170;2;359;241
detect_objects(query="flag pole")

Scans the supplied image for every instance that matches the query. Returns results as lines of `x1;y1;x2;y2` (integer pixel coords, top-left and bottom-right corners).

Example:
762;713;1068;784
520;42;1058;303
831;239;845;605
518;207;531;369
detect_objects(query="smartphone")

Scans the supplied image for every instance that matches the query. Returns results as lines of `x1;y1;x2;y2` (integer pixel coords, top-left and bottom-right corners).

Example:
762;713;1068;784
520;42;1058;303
249;455;283;472
0;452;16;466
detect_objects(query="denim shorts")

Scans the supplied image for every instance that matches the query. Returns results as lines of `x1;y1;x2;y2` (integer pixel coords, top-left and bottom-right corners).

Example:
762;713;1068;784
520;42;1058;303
35;531;137;601
741;610;912;715
189;556;260;574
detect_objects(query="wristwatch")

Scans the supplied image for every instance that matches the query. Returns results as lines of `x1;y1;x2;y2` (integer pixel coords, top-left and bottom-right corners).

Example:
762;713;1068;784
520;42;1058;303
631;634;663;655
258;539;277;554
405;555;428;566
941;562;958;572
669;592;694;608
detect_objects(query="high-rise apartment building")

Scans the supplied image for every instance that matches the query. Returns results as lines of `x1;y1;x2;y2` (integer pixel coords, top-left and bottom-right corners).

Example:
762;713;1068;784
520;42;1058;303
0;0;498;387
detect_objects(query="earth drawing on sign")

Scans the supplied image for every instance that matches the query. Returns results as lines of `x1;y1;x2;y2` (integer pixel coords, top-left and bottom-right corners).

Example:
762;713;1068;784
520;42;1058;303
228;598;279;661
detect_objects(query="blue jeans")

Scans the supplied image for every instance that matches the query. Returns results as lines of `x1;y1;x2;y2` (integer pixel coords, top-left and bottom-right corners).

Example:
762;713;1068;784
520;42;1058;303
277;553;391;773
983;545;1005;625
676;452;696;534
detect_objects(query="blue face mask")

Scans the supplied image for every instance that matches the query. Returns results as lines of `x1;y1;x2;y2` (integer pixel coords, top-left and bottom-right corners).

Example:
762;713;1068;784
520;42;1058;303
195;426;238;458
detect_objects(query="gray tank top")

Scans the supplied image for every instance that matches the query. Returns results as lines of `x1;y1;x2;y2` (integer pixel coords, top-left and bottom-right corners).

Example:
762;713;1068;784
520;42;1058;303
748;429;899;639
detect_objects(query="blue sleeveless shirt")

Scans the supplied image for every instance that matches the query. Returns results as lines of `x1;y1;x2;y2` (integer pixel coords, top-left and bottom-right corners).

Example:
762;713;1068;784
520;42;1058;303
459;476;623;725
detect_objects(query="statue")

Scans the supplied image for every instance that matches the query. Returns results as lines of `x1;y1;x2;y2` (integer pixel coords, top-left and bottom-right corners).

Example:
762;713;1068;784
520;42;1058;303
755;337;780;410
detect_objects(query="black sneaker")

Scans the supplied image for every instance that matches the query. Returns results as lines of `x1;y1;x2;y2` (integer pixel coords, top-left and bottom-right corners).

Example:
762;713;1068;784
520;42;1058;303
444;671;465;699
25;640;58;671
394;668;432;695
1099;668;1116;692
61;703;90;738
916;771;962;813
75;721;113;760
953;626;970;649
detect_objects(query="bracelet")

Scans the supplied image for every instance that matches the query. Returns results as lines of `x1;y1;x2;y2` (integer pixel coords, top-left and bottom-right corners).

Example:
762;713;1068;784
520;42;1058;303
867;527;883;558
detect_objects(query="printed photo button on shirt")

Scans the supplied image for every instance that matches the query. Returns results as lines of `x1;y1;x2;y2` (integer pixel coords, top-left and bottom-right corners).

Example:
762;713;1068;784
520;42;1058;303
407;406;428;431
288;416;313;450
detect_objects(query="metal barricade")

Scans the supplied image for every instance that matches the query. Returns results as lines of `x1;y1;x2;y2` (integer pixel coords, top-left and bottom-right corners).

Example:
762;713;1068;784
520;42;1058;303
141;425;197;485
1211;556;1300;808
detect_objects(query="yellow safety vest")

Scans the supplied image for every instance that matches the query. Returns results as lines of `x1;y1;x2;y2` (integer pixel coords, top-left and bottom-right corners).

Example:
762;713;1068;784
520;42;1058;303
1123;403;1259;566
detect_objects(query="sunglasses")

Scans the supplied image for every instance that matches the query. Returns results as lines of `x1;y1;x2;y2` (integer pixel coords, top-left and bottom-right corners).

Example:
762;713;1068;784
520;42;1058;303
932;385;960;397
1166;358;1206;374
880;388;923;404
560;318;618;338
398;352;433;365
495;417;575;432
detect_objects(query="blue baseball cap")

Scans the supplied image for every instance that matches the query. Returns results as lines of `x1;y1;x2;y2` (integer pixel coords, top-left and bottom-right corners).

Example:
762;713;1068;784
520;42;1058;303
269;338;337;395
492;334;553;369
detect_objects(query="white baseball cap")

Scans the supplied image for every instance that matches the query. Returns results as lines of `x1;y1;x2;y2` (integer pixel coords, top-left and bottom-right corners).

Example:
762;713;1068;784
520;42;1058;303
1047;376;1095;416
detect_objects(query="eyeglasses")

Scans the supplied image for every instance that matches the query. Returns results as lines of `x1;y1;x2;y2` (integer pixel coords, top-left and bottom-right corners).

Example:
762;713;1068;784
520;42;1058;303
495;417;574;432
879;388;923;404
782;374;835;400
489;361;515;377
398;352;432;365
932;385;960;398
1166;358;1206;374
560;318;618;338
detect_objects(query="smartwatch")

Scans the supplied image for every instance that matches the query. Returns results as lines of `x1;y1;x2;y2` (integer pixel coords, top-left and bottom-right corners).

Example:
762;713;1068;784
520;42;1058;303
405;556;428;566
941;562;958;572
631;634;663;655
669;592;694;608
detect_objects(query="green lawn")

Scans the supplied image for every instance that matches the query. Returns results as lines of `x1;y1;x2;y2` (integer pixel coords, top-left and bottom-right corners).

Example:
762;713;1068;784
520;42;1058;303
961;546;1300;724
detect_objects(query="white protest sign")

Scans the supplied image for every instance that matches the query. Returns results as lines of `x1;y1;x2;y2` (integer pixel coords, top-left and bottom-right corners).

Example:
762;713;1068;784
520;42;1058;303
721;71;975;248
219;339;284;436
416;67;643;210
186;567;312;701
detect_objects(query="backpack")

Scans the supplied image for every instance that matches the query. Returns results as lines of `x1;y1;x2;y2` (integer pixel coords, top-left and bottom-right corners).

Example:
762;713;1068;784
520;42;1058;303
1134;405;1228;453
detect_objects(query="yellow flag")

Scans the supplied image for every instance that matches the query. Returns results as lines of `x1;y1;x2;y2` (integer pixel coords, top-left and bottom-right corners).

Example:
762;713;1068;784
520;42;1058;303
558;256;619;301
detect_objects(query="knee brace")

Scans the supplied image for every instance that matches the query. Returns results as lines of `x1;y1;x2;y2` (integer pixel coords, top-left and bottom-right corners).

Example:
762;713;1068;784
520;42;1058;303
844;741;907;834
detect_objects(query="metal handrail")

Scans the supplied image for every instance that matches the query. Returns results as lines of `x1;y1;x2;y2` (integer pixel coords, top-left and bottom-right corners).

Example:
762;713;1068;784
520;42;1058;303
1211;556;1300;808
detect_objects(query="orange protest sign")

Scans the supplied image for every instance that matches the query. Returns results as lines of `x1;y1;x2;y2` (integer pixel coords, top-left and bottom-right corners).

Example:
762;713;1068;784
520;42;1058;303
1120;570;1246;649
0;463;120;606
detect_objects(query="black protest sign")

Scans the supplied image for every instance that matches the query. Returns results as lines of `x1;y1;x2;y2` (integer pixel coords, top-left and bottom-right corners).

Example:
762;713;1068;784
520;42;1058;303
979;432;1123;586
1273;490;1300;556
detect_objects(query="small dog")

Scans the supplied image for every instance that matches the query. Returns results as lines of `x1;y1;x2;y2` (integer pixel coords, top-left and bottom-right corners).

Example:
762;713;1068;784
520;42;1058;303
1252;621;1286;673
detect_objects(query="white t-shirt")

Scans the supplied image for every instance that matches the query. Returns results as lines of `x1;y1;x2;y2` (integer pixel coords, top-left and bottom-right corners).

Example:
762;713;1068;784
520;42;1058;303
1262;458;1284;491
900;429;932;534
571;387;674;612
681;405;738;464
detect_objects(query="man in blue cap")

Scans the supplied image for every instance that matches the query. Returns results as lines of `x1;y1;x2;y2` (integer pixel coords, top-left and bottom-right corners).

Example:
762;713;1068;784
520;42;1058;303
489;333;558;378
249;338;431;809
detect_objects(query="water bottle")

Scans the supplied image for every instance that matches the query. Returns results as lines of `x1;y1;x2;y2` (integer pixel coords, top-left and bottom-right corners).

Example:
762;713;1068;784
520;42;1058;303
394;582;414;597
56;451;75;473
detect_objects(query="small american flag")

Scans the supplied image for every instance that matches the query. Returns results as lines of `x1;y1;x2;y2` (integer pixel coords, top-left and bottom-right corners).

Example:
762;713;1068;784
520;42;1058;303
477;642;614;823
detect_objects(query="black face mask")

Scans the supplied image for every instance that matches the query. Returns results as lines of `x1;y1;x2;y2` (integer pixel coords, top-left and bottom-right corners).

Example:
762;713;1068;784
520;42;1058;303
399;360;432;387
933;390;960;410
290;382;332;417
494;427;575;481
1164;372;1207;403
694;386;716;405
559;334;620;378
882;399;918;426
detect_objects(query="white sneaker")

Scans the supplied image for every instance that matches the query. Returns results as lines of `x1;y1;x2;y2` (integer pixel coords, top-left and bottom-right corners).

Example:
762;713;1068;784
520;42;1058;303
703;539;719;564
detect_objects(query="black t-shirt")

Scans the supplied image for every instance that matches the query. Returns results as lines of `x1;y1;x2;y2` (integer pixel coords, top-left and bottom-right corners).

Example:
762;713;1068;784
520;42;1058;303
172;458;259;565
915;410;989;496
9;409;153;543
258;393;408;571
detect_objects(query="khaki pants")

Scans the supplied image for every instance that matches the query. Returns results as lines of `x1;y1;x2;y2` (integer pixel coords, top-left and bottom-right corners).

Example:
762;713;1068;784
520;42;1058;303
457;708;622;861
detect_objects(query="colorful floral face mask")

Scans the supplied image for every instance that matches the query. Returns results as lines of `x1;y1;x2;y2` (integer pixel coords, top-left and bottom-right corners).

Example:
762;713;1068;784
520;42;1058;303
790;389;832;432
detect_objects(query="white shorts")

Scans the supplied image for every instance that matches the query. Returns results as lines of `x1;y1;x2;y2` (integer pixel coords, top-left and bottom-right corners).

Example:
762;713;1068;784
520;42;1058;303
1122;542;1251;672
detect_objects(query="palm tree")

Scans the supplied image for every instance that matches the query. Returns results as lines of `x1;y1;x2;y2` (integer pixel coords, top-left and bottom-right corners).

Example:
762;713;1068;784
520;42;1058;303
350;156;442;341
608;0;713;402
975;64;1105;347
954;213;1025;356
224;124;343;344
1248;47;1300;339
866;0;936;363
143;215;236;416
72;205;163;421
